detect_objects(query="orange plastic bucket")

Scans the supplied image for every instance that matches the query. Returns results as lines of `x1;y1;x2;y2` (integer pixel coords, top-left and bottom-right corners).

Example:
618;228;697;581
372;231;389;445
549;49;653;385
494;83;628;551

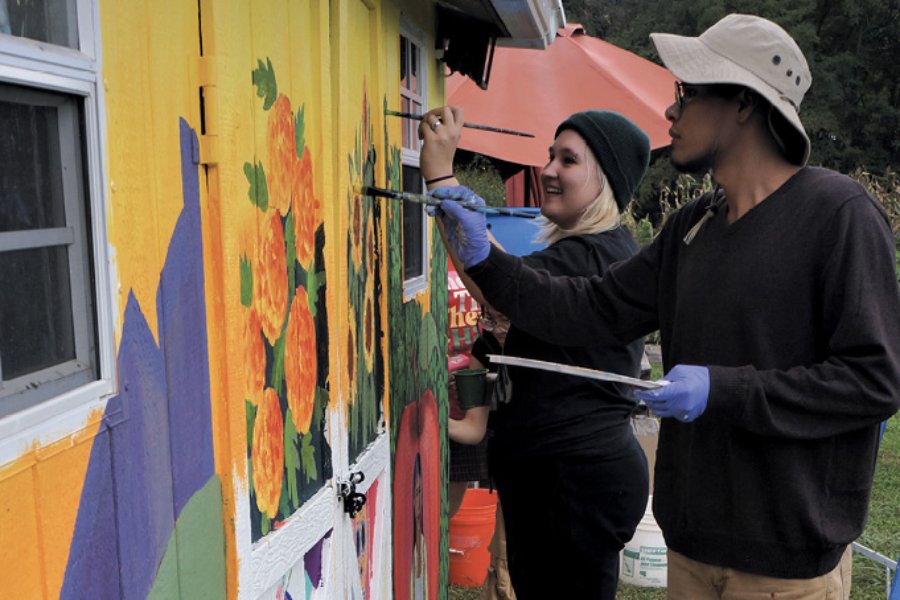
449;488;498;587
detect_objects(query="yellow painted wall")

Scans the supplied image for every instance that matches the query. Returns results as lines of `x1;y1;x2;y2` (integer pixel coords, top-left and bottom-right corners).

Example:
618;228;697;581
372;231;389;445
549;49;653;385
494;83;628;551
103;0;203;344
0;0;449;597
0;0;203;596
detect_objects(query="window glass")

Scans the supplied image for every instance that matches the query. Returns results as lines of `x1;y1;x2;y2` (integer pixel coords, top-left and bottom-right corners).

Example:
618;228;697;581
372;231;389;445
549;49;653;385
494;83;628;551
400;36;408;90
0;96;66;232
400;26;427;294
1;0;79;48
402;164;423;281
0;82;98;410
410;43;419;95
0;246;75;379
401;96;410;149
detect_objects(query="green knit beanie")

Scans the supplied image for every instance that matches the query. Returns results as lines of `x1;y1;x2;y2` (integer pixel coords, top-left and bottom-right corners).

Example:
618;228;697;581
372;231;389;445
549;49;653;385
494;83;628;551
555;111;651;212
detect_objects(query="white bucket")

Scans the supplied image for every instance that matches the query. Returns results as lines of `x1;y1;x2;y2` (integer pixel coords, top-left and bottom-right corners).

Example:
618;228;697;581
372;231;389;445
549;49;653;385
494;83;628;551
619;496;667;587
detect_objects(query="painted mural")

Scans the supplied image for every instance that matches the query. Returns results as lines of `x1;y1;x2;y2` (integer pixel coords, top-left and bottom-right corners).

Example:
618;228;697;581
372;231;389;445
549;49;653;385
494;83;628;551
347;89;386;462
241;58;333;541
264;531;332;600
60;120;226;599
352;480;379;598
384;99;450;599
1;2;457;597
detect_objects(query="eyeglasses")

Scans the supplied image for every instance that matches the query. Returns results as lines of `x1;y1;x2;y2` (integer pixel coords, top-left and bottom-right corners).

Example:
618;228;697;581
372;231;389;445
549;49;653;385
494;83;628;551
675;82;744;108
479;314;510;333
674;81;694;109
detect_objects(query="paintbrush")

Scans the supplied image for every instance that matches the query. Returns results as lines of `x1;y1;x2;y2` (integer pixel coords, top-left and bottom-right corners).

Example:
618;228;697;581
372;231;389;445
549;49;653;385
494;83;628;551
356;185;537;219
385;110;535;138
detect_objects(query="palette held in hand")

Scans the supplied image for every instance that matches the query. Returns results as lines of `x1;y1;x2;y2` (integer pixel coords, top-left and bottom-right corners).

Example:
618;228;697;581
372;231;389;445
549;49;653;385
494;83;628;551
487;355;668;390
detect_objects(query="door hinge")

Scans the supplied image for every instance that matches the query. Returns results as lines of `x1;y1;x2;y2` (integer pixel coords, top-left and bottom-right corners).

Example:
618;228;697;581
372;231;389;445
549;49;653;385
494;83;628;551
336;471;367;518
194;55;219;165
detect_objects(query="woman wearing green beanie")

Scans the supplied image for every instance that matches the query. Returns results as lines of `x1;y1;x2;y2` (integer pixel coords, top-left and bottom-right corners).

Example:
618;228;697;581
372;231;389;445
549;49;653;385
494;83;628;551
420;106;651;599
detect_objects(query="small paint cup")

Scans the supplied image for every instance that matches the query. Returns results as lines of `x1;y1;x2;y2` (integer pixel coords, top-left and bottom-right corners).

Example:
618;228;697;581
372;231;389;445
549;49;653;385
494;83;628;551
455;368;488;409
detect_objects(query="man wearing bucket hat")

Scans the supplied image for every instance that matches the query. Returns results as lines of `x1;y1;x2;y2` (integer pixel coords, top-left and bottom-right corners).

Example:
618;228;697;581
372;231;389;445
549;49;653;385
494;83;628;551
431;13;900;599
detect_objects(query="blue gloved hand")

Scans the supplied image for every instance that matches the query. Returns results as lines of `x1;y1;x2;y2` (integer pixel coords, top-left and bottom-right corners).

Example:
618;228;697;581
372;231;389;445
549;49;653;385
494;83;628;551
430;186;490;268
634;365;709;422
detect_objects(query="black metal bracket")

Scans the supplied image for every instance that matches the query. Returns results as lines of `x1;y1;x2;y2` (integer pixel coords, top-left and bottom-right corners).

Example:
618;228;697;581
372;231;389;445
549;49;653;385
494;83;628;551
337;471;367;518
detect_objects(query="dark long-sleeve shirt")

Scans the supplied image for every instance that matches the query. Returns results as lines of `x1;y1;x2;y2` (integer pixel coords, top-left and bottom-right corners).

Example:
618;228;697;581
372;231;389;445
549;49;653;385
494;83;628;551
487;229;643;459
468;167;900;577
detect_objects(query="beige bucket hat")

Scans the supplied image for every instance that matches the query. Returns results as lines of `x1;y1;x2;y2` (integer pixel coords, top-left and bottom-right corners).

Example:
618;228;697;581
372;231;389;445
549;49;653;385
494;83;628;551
650;14;812;165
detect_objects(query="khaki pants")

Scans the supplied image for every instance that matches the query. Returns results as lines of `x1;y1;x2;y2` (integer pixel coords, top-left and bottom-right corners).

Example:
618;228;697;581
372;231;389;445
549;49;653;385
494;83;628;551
480;502;516;600
667;546;852;600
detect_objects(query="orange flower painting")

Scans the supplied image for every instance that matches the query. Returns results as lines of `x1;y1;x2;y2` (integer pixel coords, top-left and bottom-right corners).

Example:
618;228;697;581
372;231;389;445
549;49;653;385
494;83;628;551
266;94;297;213
243;57;332;541
350;197;363;269
252;387;284;519
255;210;289;344
285;286;317;433
243;308;266;406
363;274;376;372
293;148;319;267
346;309;358;406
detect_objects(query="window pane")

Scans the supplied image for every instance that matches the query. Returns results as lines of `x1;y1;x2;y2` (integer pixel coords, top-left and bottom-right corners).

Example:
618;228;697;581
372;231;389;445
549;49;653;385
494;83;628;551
400;36;408;90
1;0;79;48
400;96;410;149
0;245;75;380
0;89;67;232
402;165;423;280
410;44;419;95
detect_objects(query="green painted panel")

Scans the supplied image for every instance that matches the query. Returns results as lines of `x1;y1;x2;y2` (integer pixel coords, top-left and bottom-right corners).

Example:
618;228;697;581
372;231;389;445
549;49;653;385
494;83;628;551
147;476;226;600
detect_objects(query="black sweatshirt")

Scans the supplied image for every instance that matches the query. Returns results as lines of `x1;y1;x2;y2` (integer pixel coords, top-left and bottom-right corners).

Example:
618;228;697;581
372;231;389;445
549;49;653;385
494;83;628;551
485;229;643;459
468;167;900;578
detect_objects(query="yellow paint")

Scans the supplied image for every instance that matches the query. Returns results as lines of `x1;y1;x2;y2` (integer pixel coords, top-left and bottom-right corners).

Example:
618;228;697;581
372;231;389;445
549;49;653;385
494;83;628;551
195;2;339;596
0;409;104;599
0;466;42;599
100;0;202;344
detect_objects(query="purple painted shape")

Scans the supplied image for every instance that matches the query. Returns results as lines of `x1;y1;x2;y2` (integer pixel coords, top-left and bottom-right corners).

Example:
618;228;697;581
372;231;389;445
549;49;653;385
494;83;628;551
58;431;121;599
62;293;175;599
304;529;333;589
61;120;215;599
110;294;178;596
157;119;214;516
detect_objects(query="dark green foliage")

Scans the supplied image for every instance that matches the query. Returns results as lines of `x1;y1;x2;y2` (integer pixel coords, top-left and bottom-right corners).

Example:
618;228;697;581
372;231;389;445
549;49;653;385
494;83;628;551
454;153;507;207
565;0;900;196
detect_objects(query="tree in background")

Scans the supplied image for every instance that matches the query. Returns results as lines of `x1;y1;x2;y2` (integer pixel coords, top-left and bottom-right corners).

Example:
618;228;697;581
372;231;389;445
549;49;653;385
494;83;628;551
564;0;900;216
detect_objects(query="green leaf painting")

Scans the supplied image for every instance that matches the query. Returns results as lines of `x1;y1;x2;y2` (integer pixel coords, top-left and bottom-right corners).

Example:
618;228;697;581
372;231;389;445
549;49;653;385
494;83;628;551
270;329;286;395
285;211;297;303
301;432;317;483
240;254;253;307
245;399;257;448
243;161;269;211
284;409;301;510
251;57;278;110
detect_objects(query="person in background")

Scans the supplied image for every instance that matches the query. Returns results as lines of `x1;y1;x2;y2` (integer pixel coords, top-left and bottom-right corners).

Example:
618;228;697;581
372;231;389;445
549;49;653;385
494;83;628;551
420;106;652;599
448;304;514;600
446;259;490;519
432;14;900;599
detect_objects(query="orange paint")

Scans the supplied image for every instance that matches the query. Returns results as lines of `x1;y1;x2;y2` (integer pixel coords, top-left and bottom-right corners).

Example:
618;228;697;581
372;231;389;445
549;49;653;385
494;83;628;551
0;407;104;599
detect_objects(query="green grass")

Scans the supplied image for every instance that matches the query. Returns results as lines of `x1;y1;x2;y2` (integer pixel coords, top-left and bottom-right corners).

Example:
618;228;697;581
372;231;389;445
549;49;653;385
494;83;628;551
851;414;900;599
451;415;900;599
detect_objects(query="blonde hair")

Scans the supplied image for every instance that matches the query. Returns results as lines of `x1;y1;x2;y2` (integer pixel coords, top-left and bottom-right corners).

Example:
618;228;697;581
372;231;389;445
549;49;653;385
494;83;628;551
534;153;621;247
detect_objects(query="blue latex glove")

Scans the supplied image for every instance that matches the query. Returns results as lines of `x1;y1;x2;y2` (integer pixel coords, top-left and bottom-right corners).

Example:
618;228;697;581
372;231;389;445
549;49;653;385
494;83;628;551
430;186;490;268
634;365;709;422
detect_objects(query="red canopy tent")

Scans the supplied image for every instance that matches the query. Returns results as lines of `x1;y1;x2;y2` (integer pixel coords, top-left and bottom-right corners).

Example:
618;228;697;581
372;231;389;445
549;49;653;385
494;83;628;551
446;24;676;206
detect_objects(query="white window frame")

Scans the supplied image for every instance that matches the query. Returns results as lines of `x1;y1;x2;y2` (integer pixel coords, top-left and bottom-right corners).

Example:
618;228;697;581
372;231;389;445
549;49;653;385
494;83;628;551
399;21;429;300
0;0;116;466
